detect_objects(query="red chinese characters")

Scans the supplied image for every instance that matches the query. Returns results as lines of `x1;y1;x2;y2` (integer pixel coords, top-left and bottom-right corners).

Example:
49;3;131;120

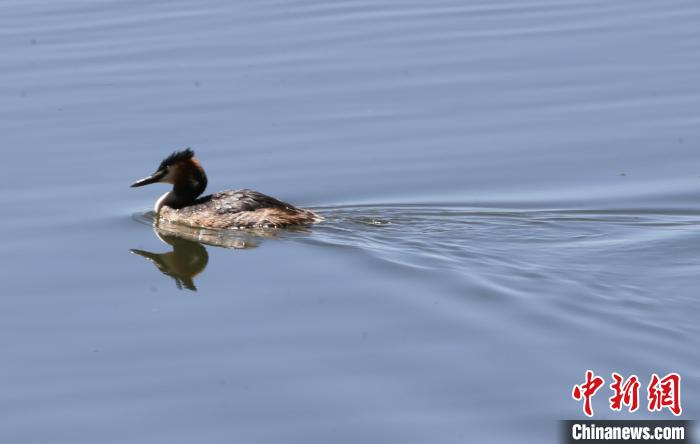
609;372;640;412
648;373;682;416
572;370;605;417
573;371;683;417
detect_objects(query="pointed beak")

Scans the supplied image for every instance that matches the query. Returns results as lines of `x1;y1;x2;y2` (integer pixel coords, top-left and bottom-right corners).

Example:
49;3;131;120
130;170;166;188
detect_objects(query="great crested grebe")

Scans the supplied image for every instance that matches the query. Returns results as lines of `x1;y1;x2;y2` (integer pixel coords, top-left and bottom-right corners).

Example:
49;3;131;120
131;149;320;229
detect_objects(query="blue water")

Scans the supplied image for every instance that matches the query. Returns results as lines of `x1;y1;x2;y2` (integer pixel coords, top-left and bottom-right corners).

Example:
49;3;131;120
1;0;699;442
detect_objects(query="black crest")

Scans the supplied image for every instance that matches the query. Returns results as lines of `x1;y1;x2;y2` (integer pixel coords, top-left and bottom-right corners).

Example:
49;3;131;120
158;148;195;171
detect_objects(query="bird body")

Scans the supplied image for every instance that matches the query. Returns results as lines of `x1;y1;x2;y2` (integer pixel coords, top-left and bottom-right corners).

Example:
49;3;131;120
158;189;319;229
131;149;320;229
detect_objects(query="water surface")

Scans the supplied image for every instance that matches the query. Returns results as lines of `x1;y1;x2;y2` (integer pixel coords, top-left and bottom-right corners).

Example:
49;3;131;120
2;0;699;442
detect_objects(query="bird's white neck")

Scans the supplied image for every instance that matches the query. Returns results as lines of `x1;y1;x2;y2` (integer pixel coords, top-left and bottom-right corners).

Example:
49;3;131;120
154;191;172;214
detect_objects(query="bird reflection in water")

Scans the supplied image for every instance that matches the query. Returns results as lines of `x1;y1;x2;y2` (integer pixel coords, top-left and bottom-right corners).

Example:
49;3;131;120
131;216;267;291
131;234;209;291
